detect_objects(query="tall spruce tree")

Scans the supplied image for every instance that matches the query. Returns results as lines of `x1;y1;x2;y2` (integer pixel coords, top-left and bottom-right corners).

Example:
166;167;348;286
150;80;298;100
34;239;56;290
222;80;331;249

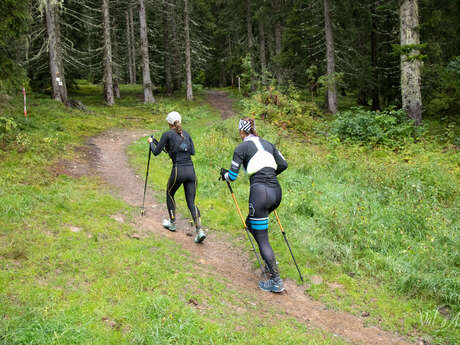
400;0;422;124
44;0;67;103
184;0;193;100
102;0;114;105
139;0;155;103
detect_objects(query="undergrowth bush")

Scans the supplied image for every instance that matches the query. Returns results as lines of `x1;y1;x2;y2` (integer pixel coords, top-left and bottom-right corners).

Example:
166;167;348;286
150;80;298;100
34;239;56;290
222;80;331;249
0;115;19;148
240;86;323;133
331;107;419;147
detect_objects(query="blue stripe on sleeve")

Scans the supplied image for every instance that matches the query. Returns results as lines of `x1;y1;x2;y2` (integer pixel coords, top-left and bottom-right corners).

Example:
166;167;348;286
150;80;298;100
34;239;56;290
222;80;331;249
228;170;238;181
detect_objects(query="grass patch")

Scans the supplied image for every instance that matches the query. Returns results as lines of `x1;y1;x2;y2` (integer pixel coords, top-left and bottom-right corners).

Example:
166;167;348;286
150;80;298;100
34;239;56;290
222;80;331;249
128;90;459;345
1;84;349;344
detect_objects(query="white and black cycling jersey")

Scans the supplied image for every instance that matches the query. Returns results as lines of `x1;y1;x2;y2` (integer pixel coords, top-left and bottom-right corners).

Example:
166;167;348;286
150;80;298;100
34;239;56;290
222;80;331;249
227;135;287;185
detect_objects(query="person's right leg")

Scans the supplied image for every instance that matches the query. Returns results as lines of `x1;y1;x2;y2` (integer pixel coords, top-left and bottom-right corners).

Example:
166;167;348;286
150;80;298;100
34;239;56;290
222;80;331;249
247;184;283;292
164;166;181;231
182;166;205;243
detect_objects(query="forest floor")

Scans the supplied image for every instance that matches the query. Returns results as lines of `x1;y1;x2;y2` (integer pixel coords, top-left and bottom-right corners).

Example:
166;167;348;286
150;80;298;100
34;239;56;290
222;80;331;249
86;91;412;345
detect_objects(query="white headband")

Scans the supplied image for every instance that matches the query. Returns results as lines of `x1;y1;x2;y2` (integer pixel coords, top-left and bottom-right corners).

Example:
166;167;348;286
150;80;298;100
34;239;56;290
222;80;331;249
238;119;253;133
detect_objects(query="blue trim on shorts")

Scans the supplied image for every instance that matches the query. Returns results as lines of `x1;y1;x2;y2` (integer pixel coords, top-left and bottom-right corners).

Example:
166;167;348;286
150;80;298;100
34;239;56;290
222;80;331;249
249;219;269;225
250;224;269;230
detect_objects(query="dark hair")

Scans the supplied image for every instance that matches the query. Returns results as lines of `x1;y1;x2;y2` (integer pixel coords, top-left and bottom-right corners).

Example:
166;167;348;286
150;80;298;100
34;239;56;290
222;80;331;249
173;121;184;138
242;117;258;137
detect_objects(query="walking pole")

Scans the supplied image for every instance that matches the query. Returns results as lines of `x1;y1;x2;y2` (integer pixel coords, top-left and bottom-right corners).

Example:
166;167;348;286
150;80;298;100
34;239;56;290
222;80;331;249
225;180;268;280
273;210;304;283
141;145;152;216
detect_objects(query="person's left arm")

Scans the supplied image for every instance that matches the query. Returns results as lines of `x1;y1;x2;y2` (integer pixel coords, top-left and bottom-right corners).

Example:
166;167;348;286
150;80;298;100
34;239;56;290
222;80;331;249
189;134;195;155
150;132;168;156
273;144;288;175
221;145;244;182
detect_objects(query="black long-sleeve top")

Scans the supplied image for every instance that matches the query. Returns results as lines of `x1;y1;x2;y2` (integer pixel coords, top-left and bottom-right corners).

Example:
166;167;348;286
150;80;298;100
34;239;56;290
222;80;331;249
150;129;195;166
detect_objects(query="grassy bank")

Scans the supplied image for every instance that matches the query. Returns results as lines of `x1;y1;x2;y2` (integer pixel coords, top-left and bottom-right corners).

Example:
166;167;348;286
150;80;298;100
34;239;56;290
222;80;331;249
1;84;351;344
128;90;459;344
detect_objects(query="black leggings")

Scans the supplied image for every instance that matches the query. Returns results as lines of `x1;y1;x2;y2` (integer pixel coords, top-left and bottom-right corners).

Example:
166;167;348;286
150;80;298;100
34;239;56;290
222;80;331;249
246;183;282;278
166;165;200;223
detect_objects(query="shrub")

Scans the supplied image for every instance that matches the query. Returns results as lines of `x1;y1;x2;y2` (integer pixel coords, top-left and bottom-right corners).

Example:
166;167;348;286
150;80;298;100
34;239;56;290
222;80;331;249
331;107;418;146
240;86;323;133
0;115;18;146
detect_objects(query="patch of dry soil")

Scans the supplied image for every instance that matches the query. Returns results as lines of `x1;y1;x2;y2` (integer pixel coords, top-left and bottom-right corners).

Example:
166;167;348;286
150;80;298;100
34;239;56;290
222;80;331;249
206;91;236;119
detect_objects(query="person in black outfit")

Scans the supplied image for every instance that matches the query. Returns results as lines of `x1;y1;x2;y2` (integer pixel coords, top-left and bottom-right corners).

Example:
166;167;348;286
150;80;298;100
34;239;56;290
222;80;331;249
220;117;288;292
148;111;206;243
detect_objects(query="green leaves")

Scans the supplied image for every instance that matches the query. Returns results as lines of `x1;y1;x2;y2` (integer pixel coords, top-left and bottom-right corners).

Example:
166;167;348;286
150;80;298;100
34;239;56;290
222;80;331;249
391;43;428;61
331;107;418;147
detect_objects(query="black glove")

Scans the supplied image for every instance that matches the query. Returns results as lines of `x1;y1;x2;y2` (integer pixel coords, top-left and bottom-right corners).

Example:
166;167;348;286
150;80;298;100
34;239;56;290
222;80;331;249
219;168;229;181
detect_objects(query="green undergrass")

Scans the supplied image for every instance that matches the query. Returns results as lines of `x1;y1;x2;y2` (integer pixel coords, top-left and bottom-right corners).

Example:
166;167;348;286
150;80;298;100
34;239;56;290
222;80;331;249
128;91;459;344
1;84;349;344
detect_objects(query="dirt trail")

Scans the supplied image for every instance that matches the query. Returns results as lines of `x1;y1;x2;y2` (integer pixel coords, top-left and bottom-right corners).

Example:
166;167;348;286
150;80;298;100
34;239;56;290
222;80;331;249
205;90;236;119
87;92;413;345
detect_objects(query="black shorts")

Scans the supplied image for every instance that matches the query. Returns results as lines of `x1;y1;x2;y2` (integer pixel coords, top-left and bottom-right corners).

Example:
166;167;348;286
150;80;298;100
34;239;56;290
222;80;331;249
247;183;282;231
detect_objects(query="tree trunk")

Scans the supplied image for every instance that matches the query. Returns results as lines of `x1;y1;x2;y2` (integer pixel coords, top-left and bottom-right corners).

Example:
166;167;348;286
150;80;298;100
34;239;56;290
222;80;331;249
246;0;256;91
112;17;121;98
370;3;380;110
126;11;134;83
55;11;68;102
267;28;275;62
258;18;266;83
219;60;226;87
323;0;338;114
400;0;422;125
273;0;282;84
139;0;155;103
184;0;193;101
45;0;67;103
171;0;182;90
247;0;254;51
102;0;115;105
163;0;173;95
129;6;137;84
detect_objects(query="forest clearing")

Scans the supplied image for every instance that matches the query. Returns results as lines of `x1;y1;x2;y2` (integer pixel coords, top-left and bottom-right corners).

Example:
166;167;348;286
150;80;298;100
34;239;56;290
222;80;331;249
1;0;459;344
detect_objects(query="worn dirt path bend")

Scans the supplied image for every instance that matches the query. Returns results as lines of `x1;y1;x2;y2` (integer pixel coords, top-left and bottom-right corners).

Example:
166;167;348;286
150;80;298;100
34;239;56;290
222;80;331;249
88;92;413;345
205;90;236;119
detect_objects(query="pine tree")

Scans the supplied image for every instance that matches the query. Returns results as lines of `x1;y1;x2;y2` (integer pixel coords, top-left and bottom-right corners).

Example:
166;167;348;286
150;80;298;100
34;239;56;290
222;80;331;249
400;0;422;124
102;0;114;105
184;0;193;100
323;0;337;113
139;0;155;103
44;0;67;103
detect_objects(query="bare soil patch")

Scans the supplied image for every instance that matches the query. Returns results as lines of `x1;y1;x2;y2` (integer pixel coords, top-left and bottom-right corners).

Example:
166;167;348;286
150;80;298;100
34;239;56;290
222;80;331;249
205;91;236;119
51;144;98;178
